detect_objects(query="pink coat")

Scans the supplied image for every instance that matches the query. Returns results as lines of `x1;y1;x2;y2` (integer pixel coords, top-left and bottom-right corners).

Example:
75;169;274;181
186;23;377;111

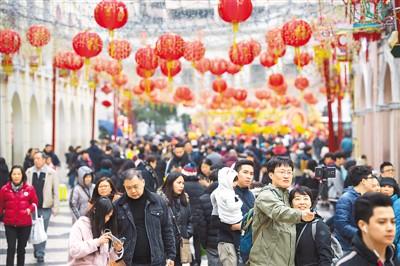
68;216;123;266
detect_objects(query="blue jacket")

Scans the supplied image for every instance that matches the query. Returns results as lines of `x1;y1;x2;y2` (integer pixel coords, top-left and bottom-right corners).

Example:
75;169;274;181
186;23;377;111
333;187;360;252
234;186;255;216
391;194;400;259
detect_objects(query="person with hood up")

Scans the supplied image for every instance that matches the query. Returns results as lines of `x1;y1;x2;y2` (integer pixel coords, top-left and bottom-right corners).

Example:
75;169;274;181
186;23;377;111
70;166;95;223
211;166;243;266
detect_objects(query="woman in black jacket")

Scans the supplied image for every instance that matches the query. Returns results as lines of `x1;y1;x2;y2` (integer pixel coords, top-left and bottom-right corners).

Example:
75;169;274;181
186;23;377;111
289;186;334;266
161;171;193;266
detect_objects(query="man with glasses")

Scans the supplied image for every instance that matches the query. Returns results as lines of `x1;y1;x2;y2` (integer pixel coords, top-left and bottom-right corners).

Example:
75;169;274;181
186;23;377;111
249;156;315;266
380;161;396;179
334;165;377;252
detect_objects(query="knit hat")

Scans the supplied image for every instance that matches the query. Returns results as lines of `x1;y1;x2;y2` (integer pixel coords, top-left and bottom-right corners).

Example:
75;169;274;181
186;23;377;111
380;178;400;195
181;163;197;178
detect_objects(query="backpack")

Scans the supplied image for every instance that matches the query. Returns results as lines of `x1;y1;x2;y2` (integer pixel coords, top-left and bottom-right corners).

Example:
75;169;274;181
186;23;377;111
239;208;254;261
297;219;343;265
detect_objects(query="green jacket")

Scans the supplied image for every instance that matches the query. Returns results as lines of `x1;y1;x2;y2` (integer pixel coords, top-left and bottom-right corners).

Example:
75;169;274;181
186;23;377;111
249;184;302;266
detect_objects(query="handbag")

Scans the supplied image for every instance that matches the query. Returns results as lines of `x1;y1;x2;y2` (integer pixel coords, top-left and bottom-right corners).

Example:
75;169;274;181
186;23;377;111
169;207;192;264
29;204;47;244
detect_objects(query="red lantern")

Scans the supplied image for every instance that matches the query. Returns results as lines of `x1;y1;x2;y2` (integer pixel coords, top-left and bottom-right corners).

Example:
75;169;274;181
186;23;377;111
265;28;286;58
133;85;144;95
226;62;241;75
54;52;66;69
174;86;194;102
194;58;210;74
101;83;113;94
136;66;155;78
268;73;284;87
218;0;253;44
94;0;128;37
63;51;84;71
209;58;228;76
294;76;309;91
260;51;277;68
155;33;185;61
106;60;122;76
72;31;103;59
281;19;312;47
108;39;132;61
229;41;254;66
0;29;21;75
212;78;228;94
160;59;181;79
154;77;168;90
92;57;107;72
233;89;247;102
255;90;271;101
183;40;205;62
293;51;312;67
139;78;156;93
102;100;112;108
113;73;128;87
223;87;236;99
26;25;50;47
274;83;288;96
135;46;158;70
304;92;318;105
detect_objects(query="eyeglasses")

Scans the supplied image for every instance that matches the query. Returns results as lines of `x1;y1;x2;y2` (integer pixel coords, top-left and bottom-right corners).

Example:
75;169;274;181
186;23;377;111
274;170;293;176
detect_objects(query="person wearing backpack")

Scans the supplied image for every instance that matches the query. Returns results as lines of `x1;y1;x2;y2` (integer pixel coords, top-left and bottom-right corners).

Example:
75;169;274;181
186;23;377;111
249;157;315;266
289;186;335;266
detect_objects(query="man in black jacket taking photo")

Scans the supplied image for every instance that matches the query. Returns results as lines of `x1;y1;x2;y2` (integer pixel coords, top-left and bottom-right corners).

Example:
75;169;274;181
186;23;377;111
336;192;398;266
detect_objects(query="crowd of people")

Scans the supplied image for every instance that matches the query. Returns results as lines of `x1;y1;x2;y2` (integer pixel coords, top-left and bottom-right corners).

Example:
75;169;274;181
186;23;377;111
0;133;399;266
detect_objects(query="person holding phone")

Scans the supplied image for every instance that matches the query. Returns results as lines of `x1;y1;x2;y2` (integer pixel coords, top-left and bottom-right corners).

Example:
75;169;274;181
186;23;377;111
68;197;123;265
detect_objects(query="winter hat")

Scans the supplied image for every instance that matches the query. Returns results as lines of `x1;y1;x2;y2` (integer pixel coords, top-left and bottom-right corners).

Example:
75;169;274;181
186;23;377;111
181;163;197;178
380;178;400;195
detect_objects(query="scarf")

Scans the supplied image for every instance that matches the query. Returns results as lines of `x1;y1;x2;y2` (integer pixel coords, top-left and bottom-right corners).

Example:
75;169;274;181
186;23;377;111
11;182;23;192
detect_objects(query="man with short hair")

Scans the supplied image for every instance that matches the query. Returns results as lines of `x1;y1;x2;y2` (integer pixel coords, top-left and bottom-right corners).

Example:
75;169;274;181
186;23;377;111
26;151;59;263
328;151;347;199
334;165;377;252
249;156;315;266
336;192;398;265
114;169;176;266
165;142;191;175
234;160;255;216
380;162;396;179
43;144;60;168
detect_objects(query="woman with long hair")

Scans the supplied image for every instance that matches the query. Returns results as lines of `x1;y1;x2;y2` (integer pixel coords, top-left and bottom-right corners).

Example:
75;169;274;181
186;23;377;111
88;177;121;209
160;171;193;266
0;165;38;266
68;197;123;265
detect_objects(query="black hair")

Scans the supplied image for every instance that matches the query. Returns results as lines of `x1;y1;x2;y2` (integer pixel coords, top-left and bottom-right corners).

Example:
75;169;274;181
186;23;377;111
323;152;334;160
234;159;255;172
266;156;294;174
198;158;213;177
90;140;97;146
100;159;113;170
209;169;219;182
90;177;119;204
306;159;318;172
162;171;188;207
348;165;372;187
333;151;346;160
105;145;113;152
174;142;185;148
289;186;314;207
0;157;9;172
354;192;393;225
118;159;135;174
86;197;117;239
344;160;357;171
9;165;27;184
380;161;393;173
146;155;157;165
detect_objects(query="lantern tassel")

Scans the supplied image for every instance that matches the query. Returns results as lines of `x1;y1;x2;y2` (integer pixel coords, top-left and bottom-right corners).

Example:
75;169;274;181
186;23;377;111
70;71;79;87
294;47;301;73
2;55;13;75
232;23;239;47
167;60;174;91
109;29;114;41
36;47;42;67
84;58;90;81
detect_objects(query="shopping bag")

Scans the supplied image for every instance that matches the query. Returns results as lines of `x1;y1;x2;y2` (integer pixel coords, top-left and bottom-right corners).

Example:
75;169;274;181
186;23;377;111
29;204;47;244
59;184;68;201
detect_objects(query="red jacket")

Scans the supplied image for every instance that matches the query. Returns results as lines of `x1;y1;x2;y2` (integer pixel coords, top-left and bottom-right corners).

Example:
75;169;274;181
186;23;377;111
0;182;38;226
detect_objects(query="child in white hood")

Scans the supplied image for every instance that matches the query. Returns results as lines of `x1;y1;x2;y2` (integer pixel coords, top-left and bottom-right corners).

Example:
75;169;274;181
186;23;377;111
211;166;243;266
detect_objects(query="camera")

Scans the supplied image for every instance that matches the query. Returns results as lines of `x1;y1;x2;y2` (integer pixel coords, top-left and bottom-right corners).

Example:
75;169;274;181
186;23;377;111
314;166;336;182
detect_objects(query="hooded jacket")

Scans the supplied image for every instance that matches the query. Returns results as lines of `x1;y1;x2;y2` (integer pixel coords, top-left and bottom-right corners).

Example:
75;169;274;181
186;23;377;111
249;184;302;266
198;182;219;249
335;233;398;266
70;166;95;222
68;216;123;266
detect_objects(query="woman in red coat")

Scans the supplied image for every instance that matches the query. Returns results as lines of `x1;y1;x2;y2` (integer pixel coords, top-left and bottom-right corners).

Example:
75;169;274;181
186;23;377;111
0;165;38;266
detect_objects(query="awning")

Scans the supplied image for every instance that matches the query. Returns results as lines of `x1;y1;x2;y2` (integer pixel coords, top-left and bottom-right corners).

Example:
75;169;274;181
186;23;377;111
98;120;123;137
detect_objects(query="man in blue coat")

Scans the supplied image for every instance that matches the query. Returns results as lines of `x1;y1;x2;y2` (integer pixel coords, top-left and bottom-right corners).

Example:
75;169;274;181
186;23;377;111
334;165;377;252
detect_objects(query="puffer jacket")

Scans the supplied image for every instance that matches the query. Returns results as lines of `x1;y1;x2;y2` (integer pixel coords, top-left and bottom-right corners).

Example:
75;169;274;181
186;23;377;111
68;216;123;266
183;175;206;231
198;182;219;249
249;184;302;266
336;233;398;266
0;182;38;226
70;167;95;222
391;194;400;260
333;187;360;252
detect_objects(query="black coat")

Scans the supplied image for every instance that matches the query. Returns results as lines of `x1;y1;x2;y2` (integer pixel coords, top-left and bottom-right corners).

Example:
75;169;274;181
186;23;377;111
183;175;206;231
137;162;159;192
336;233;399;266
165;154;191;175
114;190;176;266
198;182;219;249
87;144;104;171
295;218;333;266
